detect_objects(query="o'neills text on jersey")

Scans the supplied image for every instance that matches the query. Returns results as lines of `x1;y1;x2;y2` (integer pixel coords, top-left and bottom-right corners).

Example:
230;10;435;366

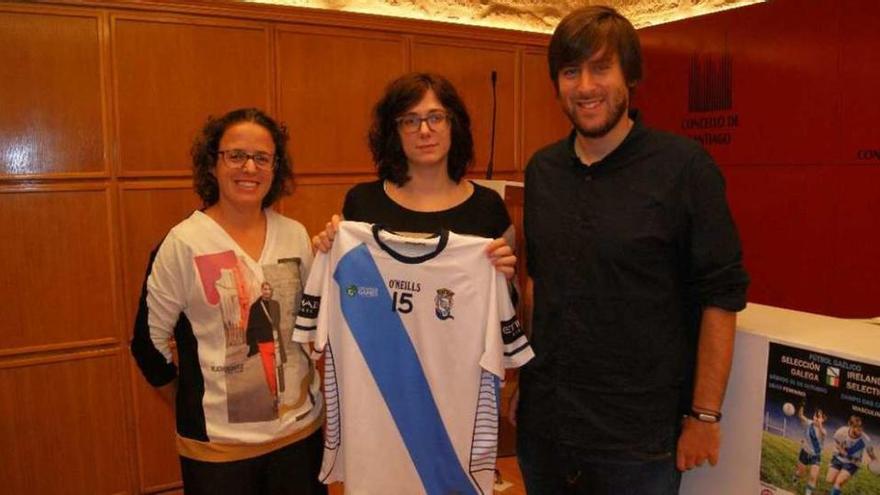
388;279;421;292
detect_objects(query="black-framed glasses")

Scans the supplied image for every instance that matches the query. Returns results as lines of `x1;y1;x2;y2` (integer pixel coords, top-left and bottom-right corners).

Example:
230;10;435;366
395;112;450;134
217;149;276;170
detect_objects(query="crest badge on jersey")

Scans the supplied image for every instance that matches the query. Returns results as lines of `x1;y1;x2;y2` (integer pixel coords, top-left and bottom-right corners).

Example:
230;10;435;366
435;288;455;320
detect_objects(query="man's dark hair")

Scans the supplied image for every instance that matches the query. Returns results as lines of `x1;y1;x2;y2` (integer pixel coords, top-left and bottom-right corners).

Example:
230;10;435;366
191;107;293;208
368;72;474;186
548;6;643;92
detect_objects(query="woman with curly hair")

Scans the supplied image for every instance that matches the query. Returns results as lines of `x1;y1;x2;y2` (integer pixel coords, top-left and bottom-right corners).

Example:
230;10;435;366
131;108;325;495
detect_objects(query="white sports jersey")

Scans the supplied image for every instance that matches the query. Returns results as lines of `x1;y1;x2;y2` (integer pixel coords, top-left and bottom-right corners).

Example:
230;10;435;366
832;426;872;464
799;418;824;456
294;222;533;495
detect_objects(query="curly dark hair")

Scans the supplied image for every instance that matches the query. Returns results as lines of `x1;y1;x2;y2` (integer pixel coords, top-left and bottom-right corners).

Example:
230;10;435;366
191;108;292;209
368;73;474;186
548;6;642;94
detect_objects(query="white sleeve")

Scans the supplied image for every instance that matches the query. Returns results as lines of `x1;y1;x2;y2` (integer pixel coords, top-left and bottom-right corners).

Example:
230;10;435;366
480;270;534;378
145;233;192;363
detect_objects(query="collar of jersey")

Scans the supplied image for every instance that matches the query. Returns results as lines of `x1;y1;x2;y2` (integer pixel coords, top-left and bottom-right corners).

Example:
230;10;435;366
371;224;449;264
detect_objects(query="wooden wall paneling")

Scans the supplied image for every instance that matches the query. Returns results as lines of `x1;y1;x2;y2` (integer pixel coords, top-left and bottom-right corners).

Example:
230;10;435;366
278;177;362;239
276;25;408;174
118;181;200;493
521;49;571;165
0;184;119;354
412;38;519;174
0;6;107;178
113;13;272;176
0;350;132;494
130;361;181;494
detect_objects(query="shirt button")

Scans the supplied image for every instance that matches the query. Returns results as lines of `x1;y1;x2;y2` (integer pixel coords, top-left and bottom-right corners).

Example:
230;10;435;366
584;175;593;182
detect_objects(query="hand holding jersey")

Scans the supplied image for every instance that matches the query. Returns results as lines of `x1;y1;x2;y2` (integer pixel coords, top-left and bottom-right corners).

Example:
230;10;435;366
312;214;342;253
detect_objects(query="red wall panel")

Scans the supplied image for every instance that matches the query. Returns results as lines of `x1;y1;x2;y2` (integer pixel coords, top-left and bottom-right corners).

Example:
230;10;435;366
636;0;879;317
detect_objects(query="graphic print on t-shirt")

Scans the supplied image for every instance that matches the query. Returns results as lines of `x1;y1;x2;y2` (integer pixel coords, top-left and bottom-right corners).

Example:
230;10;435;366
193;251;312;423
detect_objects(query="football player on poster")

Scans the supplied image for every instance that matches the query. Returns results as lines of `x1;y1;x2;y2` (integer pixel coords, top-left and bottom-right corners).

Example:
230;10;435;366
792;402;826;495
826;415;877;495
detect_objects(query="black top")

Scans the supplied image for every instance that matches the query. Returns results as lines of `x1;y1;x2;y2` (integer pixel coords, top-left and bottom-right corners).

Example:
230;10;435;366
519;111;749;458
342;180;511;239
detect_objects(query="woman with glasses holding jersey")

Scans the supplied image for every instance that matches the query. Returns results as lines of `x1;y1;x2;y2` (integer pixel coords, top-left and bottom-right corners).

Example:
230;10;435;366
131;108;325;495
313;72;516;275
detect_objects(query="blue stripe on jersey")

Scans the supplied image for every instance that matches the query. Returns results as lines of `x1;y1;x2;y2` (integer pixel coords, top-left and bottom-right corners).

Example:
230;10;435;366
846;438;865;457
808;425;821;454
335;243;476;495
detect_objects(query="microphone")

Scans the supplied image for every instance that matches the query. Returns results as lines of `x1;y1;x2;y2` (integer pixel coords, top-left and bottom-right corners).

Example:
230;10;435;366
486;70;497;179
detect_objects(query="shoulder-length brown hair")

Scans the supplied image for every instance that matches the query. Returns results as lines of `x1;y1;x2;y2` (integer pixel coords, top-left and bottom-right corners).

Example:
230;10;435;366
368;72;474;186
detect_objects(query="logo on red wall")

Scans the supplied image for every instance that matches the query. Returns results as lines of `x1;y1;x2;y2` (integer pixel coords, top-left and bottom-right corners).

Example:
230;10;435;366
688;52;733;113
682;45;739;148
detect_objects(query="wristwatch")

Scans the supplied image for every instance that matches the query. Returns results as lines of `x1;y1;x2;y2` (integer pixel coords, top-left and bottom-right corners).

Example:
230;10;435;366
689;409;722;423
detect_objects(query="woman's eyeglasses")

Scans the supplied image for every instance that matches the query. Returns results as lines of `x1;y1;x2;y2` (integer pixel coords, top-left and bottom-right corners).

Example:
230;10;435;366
395;112;450;134
216;149;275;170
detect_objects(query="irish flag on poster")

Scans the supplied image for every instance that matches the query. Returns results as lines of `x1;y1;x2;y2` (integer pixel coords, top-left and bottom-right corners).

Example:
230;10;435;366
826;366;840;387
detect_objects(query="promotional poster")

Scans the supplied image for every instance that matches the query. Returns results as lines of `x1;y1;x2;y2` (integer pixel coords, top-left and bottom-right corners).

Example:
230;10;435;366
761;343;880;495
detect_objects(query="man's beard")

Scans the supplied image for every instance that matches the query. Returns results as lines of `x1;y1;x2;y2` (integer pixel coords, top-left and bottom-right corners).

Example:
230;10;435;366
567;89;628;139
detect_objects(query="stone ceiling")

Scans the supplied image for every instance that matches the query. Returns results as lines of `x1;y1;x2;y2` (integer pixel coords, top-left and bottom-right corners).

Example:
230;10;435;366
244;0;765;33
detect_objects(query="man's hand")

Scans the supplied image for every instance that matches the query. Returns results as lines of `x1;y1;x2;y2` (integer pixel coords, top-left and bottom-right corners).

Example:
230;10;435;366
312;214;342;253
678;306;735;472
676;417;721;471
486;237;517;280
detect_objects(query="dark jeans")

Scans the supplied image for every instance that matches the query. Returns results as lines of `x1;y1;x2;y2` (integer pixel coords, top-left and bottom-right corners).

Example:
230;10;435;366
517;429;682;495
180;429;326;495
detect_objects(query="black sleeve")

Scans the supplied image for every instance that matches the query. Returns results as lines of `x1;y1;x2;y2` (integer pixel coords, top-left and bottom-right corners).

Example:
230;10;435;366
482;186;512;239
342;182;377;223
341;185;357;221
130;243;179;387
524;159;539;278
685;148;750;311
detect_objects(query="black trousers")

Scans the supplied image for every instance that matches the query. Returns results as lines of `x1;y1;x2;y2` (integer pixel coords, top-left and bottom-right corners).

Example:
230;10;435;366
180;429;327;495
517;429;682;495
